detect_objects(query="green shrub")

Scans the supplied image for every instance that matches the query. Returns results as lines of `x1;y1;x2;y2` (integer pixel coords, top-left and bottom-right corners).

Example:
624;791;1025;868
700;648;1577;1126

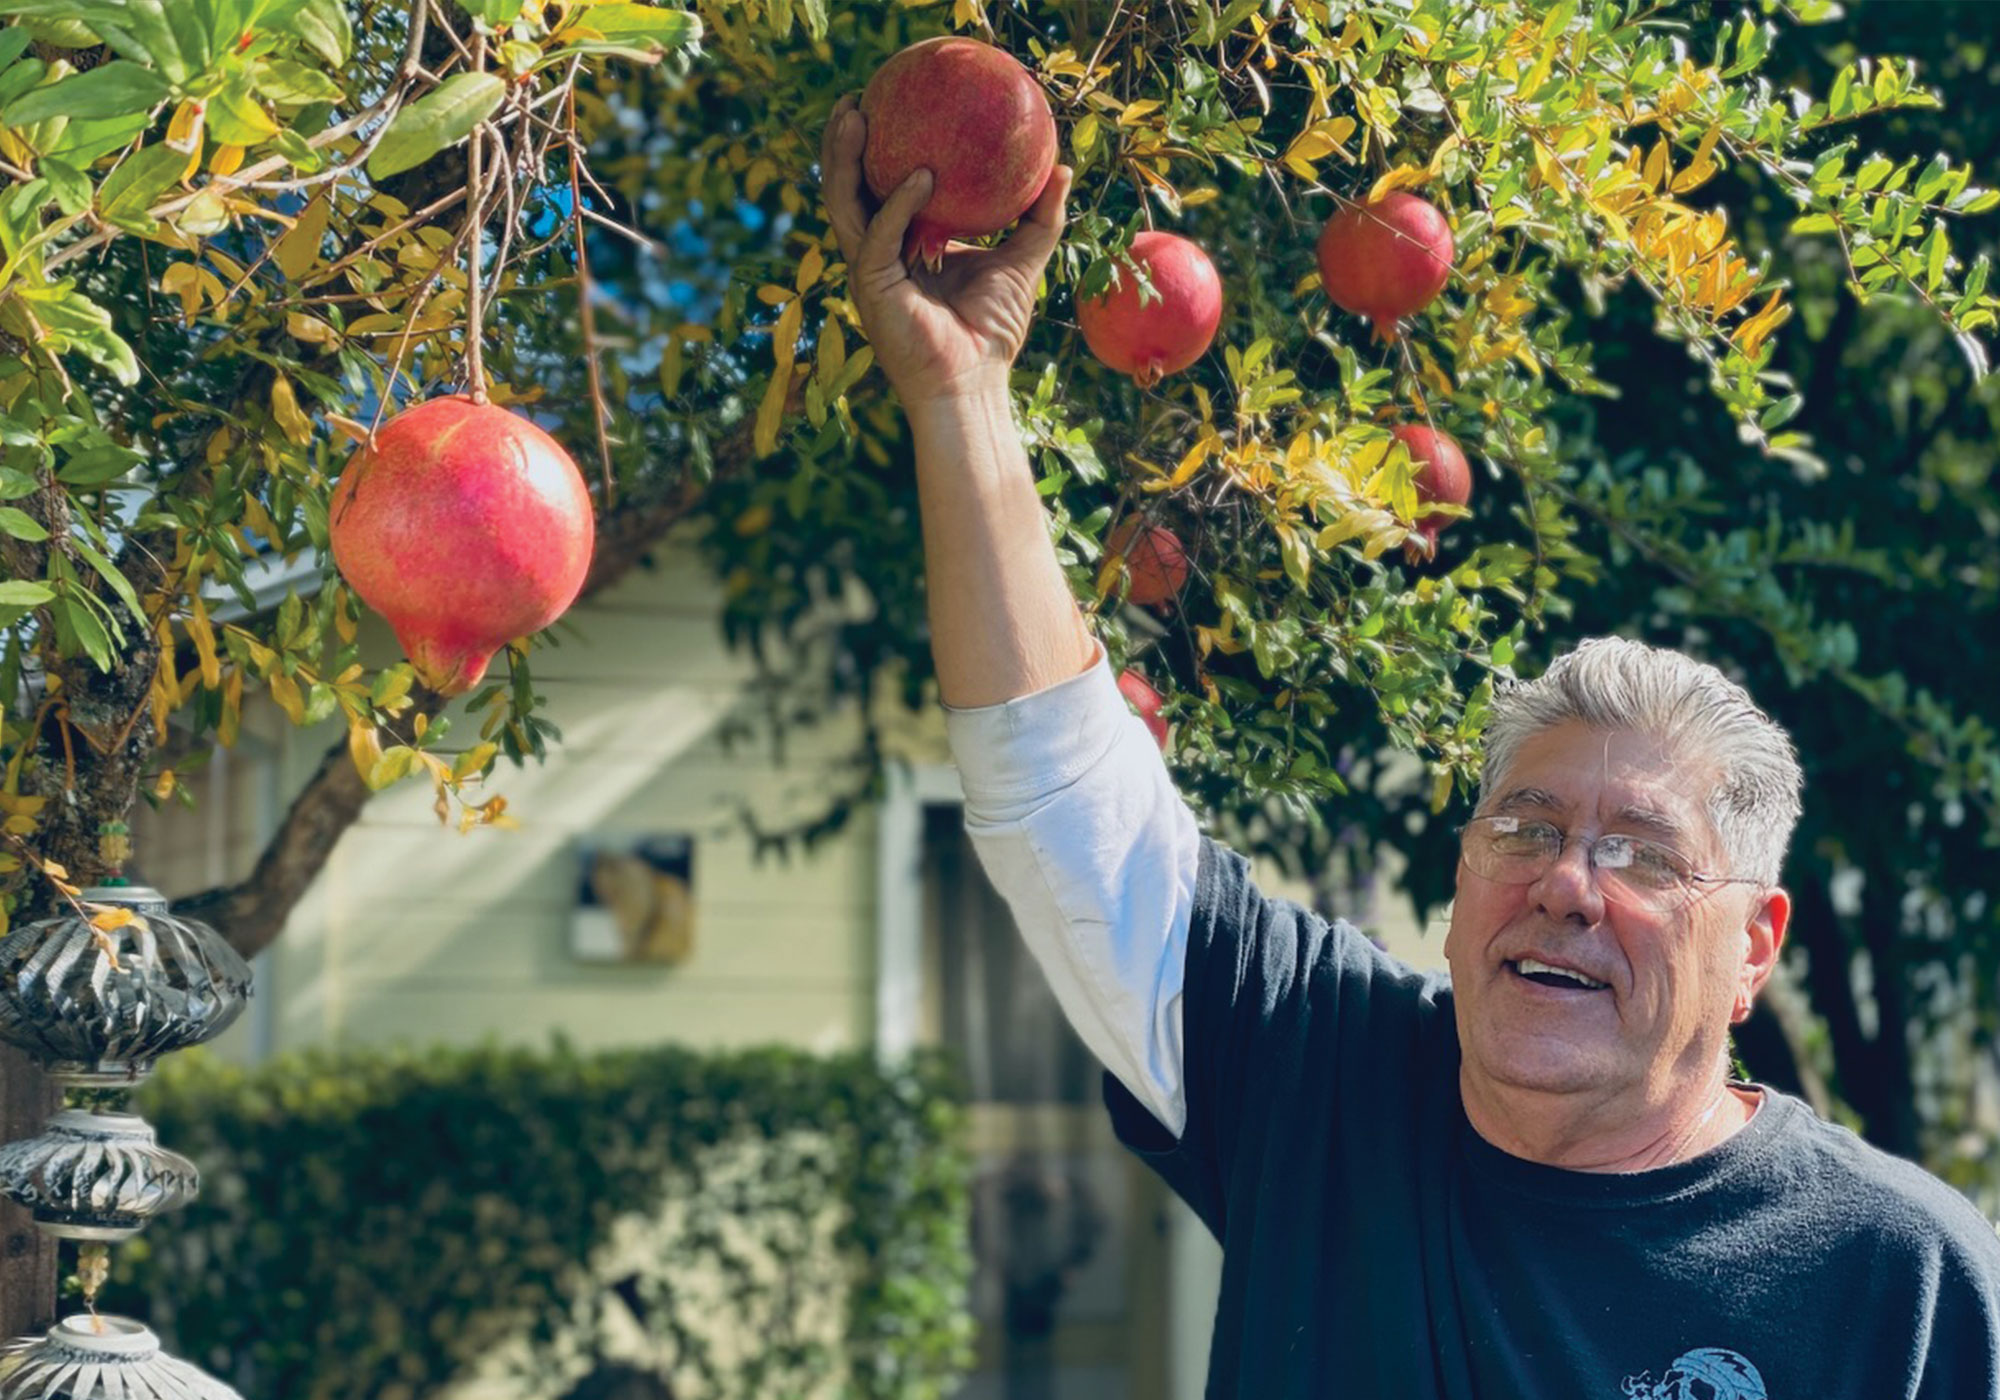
113;1040;974;1400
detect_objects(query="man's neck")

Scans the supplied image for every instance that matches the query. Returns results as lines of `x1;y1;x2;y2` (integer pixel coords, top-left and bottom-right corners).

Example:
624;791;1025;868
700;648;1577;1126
1460;1073;1762;1173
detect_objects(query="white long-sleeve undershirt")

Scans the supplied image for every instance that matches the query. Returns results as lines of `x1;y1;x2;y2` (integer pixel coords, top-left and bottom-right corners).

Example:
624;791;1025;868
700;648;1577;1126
942;641;1201;1137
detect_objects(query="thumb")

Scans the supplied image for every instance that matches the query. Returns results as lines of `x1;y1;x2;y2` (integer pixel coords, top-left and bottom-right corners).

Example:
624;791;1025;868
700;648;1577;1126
858;167;935;282
995;165;1072;276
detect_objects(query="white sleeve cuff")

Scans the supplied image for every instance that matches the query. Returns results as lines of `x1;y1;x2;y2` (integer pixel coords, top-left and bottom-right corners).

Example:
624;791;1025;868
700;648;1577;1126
942;640;1140;814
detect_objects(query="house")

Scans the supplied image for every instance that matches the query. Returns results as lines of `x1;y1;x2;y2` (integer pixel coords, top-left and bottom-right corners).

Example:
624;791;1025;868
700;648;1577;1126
130;522;1445;1400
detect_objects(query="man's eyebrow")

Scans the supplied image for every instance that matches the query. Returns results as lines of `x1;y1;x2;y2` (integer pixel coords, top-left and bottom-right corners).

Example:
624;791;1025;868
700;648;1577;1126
1608;804;1693;847
1487;787;1565;816
1486;789;1694;847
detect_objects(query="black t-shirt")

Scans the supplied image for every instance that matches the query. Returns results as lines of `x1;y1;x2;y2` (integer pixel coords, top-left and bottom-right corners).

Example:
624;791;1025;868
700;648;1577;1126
1105;837;2000;1398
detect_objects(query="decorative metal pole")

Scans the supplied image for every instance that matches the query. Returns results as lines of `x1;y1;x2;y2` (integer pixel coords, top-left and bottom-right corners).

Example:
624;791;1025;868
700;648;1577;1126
0;830;252;1398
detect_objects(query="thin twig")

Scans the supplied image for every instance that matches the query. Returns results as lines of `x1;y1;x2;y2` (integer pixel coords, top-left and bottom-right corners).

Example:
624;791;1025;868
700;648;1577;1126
464;33;490;403
566;82;615;504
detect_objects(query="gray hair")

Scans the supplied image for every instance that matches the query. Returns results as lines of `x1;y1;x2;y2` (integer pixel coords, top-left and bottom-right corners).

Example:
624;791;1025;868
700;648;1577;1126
1479;637;1803;886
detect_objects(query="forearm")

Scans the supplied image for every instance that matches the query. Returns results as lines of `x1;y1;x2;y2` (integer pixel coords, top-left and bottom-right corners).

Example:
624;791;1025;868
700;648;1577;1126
908;383;1096;709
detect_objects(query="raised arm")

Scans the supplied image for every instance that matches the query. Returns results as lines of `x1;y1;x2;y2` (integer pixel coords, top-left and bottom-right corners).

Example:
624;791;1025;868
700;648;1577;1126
818;95;1095;708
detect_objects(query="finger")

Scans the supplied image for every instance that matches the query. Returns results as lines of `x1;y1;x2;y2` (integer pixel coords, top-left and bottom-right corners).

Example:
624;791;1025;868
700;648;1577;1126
819;97;868;261
996;164;1072;275
858;166;934;282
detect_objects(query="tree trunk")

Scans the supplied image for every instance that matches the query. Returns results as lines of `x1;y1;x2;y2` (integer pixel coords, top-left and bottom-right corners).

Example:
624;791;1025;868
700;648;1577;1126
0;1046;60;1338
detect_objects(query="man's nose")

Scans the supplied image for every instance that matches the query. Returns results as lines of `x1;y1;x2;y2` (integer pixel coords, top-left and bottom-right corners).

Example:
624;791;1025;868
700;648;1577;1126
1530;836;1605;924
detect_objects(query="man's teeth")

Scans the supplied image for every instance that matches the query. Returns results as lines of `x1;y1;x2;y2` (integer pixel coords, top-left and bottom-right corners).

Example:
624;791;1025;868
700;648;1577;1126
1514;958;1608;990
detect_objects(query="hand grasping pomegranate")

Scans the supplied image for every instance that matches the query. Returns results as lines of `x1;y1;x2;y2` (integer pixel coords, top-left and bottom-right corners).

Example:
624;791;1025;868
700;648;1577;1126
818;92;1073;409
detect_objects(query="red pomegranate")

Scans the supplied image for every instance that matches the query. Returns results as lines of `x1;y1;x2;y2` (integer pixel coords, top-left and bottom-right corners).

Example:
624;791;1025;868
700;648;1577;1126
1077;232;1223;387
1105;518;1190;607
329;396;595;696
1116;669;1171;750
860;36;1057;269
1316;192;1454;340
1390;423;1472;560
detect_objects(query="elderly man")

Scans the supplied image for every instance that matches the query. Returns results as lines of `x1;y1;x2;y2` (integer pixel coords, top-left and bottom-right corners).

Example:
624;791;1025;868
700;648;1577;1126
819;98;2000;1397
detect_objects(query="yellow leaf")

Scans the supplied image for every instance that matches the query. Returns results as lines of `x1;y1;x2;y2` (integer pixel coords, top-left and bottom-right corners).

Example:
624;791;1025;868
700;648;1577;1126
347;720;384;778
756;284;793;306
1072;113;1100;158
210;143;245;177
89;907;136;932
1;814;35;835
151;769;175;800
795;242;826;295
272;193;331;283
160;263;204;325
1732;289;1792;359
366;745;420;791
773;296;805;367
165;100;206;182
753;370;789;458
1367;163;1431;201
814;317;845;386
286;312;336;344
270;671;306;725
1642;139;1670;193
186;595;221;690
1118;98;1162;126
270;375;313;444
219;667;242;748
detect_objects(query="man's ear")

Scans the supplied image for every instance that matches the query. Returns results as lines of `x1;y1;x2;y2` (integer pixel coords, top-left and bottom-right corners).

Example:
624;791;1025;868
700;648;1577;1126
1733;886;1791;1023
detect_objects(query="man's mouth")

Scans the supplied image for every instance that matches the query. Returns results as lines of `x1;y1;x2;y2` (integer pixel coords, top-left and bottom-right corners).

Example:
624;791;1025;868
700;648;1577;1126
1507;957;1610;992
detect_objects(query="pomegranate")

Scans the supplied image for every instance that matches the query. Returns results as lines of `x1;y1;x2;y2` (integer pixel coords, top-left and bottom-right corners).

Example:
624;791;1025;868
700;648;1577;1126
1105;518;1190;608
860;36;1057;269
1077;232;1223;387
1116;669;1171;751
329;396;595;695
1316;192;1454;340
1390;423;1472;561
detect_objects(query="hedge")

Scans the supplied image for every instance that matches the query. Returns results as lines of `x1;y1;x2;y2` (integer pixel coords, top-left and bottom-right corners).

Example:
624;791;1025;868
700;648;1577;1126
109;1040;974;1400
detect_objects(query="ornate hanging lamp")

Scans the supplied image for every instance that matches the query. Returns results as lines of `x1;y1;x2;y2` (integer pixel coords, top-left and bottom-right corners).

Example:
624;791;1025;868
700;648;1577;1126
0;824;250;1397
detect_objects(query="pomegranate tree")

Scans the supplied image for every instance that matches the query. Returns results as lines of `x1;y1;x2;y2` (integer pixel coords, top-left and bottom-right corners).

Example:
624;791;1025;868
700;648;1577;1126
1077;232;1223;387
1390;423;1473;560
1116;669;1171;751
860;36;1057;269
1316;192;1454;339
1105;518;1190;608
329;397;595;695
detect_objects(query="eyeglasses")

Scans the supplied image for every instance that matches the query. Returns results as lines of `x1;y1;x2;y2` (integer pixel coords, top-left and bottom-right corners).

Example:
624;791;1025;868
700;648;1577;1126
1457;815;1763;912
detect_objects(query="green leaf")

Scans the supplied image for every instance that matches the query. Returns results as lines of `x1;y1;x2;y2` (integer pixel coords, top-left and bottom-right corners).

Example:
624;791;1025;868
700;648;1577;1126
54;592;111;668
0;578;52;627
47;111;149;166
293;0;351;67
15;281;138;384
271;127;325;172
253;57;343;105
0;505;45;539
97;143;186;228
73;538;146;627
206;80;279;144
573;4;702;45
39;156;89;215
458;0;524;23
56;443;143;486
367;71;505;180
1;60;170;126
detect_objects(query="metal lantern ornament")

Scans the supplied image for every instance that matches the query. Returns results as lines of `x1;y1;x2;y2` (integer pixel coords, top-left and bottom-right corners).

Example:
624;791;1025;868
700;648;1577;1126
0;881;252;1087
0;1316;243;1400
0;826;250;1393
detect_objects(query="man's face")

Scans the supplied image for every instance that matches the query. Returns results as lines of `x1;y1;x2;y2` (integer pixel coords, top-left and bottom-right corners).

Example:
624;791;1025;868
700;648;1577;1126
1442;722;1787;1115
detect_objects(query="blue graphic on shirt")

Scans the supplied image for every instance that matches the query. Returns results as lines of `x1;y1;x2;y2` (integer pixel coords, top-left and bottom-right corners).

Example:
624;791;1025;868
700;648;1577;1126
1622;1347;1768;1399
